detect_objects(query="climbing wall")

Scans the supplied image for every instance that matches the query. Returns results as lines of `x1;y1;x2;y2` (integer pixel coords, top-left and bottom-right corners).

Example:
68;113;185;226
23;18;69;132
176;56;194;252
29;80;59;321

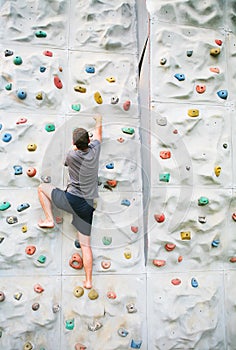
0;1;145;349
147;0;236;349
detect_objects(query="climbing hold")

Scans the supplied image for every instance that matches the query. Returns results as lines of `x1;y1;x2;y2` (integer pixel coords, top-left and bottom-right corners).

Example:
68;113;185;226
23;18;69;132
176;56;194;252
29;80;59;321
32;302;40;311
160;58;167;65
37;255;46;264
101;261;111;269
85;65;95;73
215;39;222;46
5;83;12;90
180;231;191;240
106;180;117;187
124;248;132;259
173;129;178;134
27;144;37;151
71;104;81;112
74;239;81;249
232;213;236;221
159;173;170;182
17;203;30;212
118;327;129;337
126;303;137;313
17;90;27;100
102;236;112;245
121;199;131;206
223;143;228;149
21;225;27;233
131;226;138;233
186;50;193;57
191;278;198;288
13;56;23;65
88;289;99;300
54;75;63;89
94;91;103;104
211;239;220;247
188;109;199;117
171;278;181;286
198;196;209;206
160;150;171;159
74;343;87;350
106;77;116;83
40;66;46;73
43;50;53;57
107;291;116;299
36;92;43;100
34;284;44;293
25;246;36;255
14;292;22;300
156;117;167;126
198;216;206;224
165;243;176;251
130;340;142;349
217;90;228;100
5;49;13;57
16;117;27;124
69;253;83;269
45;123;55;132
52;304;60;313
0;201;11;211
58;66;63;72
123;100;131;111
210;67;220;74
111;96;119;104
88;321;103;331
210;48;221;56
230;257;236;263
117;137;125;143
106;162;114;169
214;166;221;177
174;73;185;81
196;85;206;94
56;216;63;224
40;175;51;183
66;319;75;330
23;342;33;350
6;216;18;224
0;237;5;243
13;165;23;175
122;127;135;135
186;166;190;171
27;167;37;177
153;259;166;267
178;256;183;263
74;85;86;93
35;30;47;38
73;286;84;298
2;133;12;142
154;213;165;223
0;292;5;302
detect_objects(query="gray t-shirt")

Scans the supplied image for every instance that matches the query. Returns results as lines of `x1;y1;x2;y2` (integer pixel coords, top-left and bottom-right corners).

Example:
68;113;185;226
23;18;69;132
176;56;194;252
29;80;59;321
64;140;101;199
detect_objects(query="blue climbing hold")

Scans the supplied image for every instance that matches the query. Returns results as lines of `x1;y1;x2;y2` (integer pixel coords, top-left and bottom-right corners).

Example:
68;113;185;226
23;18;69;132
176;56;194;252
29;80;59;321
5;49;13;57
106;162;114;169
191;278;198;288
40;66;46;73
2;133;12;142
85;65;95;73
17;203;30;212
118;328;129;337
217;90;228;100
74;239;81;249
0;124;2;130
121;199;131;207
212;239;220;247
5;83;12;91
13;165;23;175
174;73;185;81
17;90;27;100
131;340;142;349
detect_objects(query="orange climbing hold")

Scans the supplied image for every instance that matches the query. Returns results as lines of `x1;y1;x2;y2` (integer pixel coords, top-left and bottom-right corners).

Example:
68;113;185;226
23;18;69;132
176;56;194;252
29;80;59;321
54;75;63;89
25;245;36;255
106;180;117;187
210;67;220;74
153;259;166;267
69;253;83;269
196;85;206;94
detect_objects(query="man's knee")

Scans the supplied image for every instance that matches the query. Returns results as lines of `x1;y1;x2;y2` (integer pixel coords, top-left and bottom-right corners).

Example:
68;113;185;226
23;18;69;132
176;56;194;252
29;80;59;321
38;183;54;199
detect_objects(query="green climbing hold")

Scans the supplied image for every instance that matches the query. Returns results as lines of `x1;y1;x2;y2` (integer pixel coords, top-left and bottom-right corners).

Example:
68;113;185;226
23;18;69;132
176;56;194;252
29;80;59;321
102;236;112;246
198;196;209;206
122;127;135;135
45;123;55;132
35;30;47;38
71;104;81;112
5;83;12;91
0;201;11;211
159;173;170;182
13;56;23;65
65;318;75;330
37;255;46;264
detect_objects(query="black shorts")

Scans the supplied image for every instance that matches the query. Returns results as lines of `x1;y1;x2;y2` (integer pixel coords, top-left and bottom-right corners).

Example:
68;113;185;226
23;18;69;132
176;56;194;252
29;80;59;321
51;188;95;236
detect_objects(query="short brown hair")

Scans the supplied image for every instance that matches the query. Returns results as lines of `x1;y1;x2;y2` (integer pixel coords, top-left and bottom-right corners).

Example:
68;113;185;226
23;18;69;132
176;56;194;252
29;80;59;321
73;128;89;150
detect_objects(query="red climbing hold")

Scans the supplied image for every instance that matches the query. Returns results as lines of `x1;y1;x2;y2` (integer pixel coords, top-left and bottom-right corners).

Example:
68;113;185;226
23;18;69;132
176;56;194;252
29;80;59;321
54;75;63;89
154;213;165;223
215;39;222;46
43;50;53;57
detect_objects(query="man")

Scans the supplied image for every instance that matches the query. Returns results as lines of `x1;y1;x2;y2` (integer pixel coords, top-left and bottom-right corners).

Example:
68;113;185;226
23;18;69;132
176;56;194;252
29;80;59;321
37;115;102;289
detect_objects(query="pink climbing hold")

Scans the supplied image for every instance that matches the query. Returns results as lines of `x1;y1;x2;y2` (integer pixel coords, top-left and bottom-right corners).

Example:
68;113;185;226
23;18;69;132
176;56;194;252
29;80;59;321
154;213;165;223
160;151;171;159
171;278;181;286
43;50;53;57
123;100;131;111
173;129;178;134
165;243;176;251
210;67;220;74
16;117;27;124
131;226;138;233
34;283;44;293
215;39;222;46
153;259;166;267
117;137;125;143
196;85;206;94
25;245;36;255
230;257;236;263
54;75;63;89
232;213;236;221
107;291;117;299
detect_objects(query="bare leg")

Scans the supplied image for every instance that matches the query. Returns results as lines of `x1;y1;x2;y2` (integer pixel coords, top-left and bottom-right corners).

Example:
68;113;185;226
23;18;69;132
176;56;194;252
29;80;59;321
38;183;55;228
78;231;93;289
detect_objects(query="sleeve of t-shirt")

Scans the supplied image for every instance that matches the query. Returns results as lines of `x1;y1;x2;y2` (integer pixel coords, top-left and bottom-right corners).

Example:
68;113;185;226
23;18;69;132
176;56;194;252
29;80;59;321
90;139;101;149
64;149;72;166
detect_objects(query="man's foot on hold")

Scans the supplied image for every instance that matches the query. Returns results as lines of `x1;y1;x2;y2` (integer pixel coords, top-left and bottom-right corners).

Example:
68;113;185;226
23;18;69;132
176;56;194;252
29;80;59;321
38;219;54;228
83;280;92;289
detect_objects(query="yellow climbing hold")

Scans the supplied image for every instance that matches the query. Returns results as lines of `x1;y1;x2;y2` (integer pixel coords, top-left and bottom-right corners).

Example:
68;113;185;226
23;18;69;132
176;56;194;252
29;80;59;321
188;109;199;117
214;166;221;177
180;231;191;240
94;91;103;104
106;77;116;83
36;92;43;100
74;85;86;93
210;48;221;56
21;225;27;233
88;289;99;300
